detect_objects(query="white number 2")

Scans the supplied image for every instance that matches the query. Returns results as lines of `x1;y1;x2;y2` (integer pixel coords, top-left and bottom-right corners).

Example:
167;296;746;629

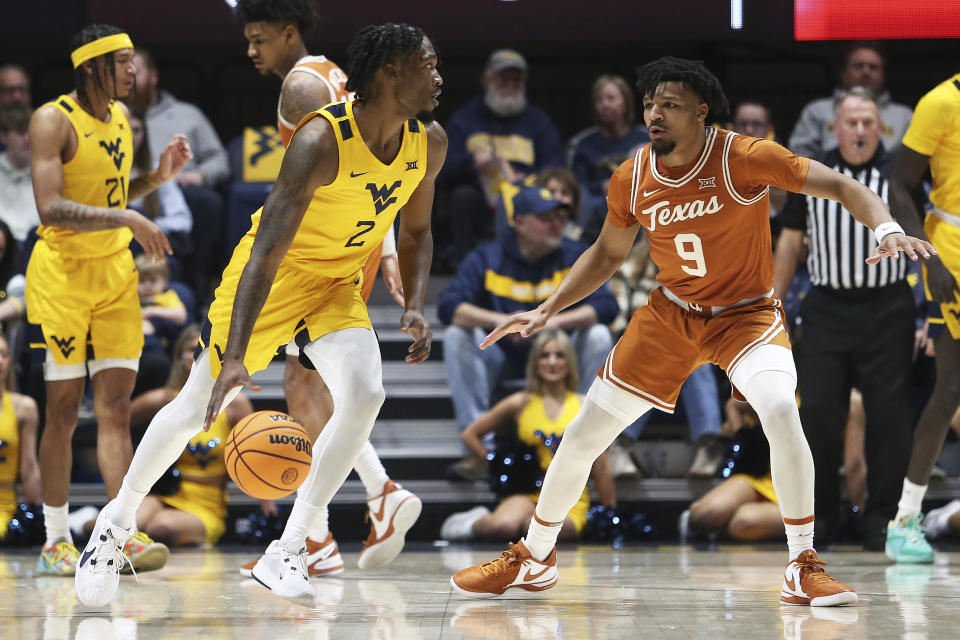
674;233;707;277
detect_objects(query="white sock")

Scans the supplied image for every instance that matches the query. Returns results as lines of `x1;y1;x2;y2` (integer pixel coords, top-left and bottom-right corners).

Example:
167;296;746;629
784;519;815;560
523;513;563;561
43;503;71;544
354;441;390;498
895;478;928;522
307;505;330;541
279;498;324;554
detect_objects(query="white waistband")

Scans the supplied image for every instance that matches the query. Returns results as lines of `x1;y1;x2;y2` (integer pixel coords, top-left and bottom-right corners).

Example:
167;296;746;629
932;206;960;229
661;286;774;316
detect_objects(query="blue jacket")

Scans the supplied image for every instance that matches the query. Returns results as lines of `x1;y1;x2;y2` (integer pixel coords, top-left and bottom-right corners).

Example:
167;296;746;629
440;95;565;187
438;235;619;363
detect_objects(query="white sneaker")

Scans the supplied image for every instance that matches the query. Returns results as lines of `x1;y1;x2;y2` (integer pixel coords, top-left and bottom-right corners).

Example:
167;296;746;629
440;506;490;541
922;499;960;539
608;441;640;477
357;480;422;570
75;507;134;606
250;540;316;599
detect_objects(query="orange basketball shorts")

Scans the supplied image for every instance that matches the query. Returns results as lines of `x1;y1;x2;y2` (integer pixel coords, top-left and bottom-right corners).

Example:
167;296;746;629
596;288;791;415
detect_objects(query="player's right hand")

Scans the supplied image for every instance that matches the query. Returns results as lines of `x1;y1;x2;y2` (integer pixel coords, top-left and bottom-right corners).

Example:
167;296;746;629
480;307;550;349
204;359;261;431
127;210;173;262
925;258;960;305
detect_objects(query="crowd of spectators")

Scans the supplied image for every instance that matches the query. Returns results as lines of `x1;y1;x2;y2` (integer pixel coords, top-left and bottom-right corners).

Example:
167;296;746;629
1;38;959;550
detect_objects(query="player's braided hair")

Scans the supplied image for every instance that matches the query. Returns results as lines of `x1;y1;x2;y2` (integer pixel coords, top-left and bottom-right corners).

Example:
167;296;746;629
234;0;319;35
345;23;426;100
71;24;124;109
635;56;730;125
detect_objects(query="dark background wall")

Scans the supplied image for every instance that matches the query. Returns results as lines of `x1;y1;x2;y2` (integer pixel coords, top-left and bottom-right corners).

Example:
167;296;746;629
2;1;957;148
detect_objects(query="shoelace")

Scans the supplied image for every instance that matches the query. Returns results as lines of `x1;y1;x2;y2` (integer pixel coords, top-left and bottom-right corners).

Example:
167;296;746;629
282;548;309;581
479;542;522;576
91;530;138;582
794;553;835;586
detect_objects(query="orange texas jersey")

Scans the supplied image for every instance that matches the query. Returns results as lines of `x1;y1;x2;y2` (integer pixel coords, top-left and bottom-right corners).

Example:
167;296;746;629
606;128;810;307
277;55;352;147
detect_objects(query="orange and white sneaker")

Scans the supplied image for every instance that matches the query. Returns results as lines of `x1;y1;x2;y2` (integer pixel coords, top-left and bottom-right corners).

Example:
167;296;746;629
450;539;557;599
780;549;858;607
239;532;344;577
357;480;422;570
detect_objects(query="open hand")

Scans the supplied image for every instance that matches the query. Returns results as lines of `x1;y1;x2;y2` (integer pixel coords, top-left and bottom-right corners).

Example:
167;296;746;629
127;211;172;262
204;359;261;430
866;232;935;264
155;134;193;183
479;307;550;350
400;310;432;364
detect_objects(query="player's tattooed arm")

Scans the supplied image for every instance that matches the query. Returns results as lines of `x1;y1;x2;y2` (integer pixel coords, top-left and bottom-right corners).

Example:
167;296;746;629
45;198;132;230
280;72;333;128
221;117;338;362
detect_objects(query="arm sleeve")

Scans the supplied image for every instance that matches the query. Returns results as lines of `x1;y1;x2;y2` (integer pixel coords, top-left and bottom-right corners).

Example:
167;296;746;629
787;102;824;158
186;106;231;185
777;192;809;231
381;223;396;258
437;249;487;325
901;90;948;157
604;161;638;229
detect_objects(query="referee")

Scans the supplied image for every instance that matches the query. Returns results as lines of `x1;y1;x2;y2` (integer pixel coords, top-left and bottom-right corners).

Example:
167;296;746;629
775;87;918;549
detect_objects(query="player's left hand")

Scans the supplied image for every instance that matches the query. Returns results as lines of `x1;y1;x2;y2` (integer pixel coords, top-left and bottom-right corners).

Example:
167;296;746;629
155;134;194;183
204;359;261;431
400;310;431;364
380;254;405;306
866;232;936;264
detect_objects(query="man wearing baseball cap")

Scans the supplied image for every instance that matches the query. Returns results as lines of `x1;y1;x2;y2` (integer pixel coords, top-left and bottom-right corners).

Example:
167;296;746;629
439;185;617;479
439;49;566;264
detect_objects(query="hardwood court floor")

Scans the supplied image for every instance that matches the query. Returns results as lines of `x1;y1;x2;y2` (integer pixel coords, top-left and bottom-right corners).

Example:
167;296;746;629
1;543;959;639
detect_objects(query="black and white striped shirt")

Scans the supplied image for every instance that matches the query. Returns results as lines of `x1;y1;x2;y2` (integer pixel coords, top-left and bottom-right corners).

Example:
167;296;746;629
779;148;907;289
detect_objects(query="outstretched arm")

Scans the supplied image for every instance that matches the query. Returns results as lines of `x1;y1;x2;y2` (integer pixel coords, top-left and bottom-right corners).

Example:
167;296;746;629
799;159;934;264
204;117;337;426
396;121;448;364
481;218;639;348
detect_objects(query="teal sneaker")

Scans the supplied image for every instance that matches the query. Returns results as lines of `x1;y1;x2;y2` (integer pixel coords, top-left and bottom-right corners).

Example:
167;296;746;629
885;515;935;564
36;539;79;576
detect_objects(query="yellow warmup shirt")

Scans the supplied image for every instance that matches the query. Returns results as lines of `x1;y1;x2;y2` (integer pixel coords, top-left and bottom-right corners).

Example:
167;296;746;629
902;74;960;215
39;95;133;257
0;393;20;534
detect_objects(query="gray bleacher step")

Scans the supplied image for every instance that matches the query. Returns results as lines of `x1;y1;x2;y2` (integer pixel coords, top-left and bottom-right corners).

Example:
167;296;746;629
368;419;462;459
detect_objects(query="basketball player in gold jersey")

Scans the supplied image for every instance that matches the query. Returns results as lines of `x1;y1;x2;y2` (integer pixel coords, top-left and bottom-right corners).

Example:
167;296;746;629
29;24;192;577
77;22;446;604
235;0;421;576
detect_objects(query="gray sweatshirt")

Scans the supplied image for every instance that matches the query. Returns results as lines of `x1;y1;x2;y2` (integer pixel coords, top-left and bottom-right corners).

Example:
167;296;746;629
145;91;230;186
788;88;913;159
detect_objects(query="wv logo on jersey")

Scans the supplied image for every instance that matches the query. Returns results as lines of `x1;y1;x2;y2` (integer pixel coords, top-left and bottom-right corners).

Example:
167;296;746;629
366;181;402;214
49;335;76;358
99;138;125;170
187;438;221;469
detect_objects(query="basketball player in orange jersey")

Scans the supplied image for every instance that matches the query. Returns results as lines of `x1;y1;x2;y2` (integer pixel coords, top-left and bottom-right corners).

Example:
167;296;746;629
77;22;445;605
235;0;420;577
451;57;935;605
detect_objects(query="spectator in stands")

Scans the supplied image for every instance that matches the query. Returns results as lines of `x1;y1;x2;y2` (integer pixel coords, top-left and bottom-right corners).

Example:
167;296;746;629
776;88;916;549
568;74;649;223
130;325;262;546
0;220;25;332
439;185;616;479
0;333;40;541
789;41;912;159
731;100;788;222
128;48;229;296
0;65;30;109
440;329;615;541
683;403;783;541
439;49;565;260
0;106;40;243
135;254;188;396
495;169;581;242
128;113;193;258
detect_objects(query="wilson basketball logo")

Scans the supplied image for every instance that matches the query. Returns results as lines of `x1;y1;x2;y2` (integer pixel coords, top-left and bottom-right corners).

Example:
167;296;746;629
281;468;299;485
267;433;312;455
639;195;724;231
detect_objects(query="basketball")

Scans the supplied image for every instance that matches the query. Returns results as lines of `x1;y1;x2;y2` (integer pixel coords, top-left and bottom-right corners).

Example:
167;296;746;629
224;411;313;499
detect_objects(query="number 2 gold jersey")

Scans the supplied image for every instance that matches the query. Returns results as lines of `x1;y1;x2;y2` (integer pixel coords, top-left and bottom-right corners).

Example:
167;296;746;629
246;100;427;279
38;95;133;257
